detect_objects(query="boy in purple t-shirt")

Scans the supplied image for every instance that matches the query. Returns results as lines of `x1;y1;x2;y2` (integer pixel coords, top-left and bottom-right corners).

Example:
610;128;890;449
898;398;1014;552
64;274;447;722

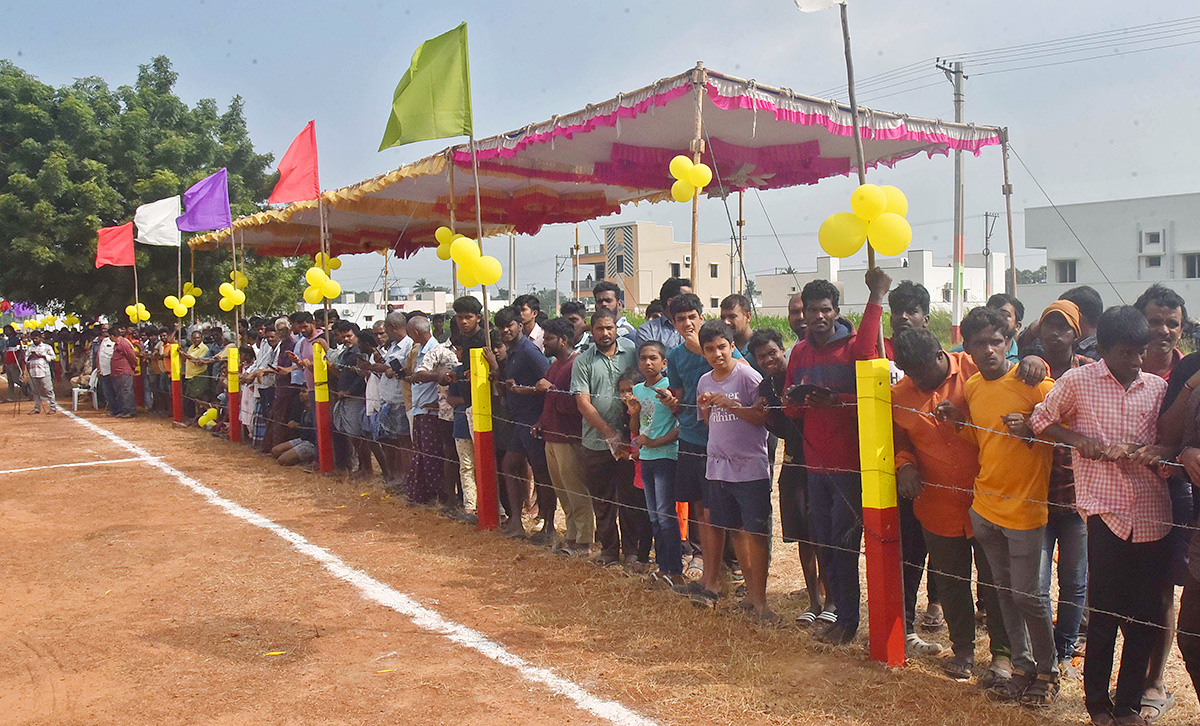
696;321;773;621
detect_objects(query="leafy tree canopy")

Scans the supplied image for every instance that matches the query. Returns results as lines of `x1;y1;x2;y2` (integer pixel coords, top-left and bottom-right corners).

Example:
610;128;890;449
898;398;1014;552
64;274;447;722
0;56;302;320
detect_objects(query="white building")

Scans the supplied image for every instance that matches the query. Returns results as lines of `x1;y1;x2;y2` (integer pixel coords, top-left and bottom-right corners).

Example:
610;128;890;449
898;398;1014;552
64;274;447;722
1021;192;1200;316
755;249;1008;317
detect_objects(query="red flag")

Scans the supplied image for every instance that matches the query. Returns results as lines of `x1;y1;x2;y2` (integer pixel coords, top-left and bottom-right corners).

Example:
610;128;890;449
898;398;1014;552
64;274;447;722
95;222;135;268
269;120;320;204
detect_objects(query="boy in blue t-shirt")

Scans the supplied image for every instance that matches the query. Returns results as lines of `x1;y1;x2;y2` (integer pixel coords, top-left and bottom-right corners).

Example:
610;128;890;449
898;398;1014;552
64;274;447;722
697;320;772;621
627;340;681;582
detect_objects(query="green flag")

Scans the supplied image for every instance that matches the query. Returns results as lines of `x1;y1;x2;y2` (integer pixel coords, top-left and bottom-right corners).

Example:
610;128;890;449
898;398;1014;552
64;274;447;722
379;22;473;150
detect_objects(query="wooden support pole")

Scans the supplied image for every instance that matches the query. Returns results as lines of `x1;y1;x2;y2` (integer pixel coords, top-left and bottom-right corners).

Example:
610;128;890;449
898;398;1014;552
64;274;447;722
1001;128;1018;297
689;62;705;291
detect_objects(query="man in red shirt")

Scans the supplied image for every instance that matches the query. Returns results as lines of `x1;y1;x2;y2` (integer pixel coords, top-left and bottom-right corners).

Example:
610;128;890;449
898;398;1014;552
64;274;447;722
782;267;888;645
107;322;140;418
532;317;594;556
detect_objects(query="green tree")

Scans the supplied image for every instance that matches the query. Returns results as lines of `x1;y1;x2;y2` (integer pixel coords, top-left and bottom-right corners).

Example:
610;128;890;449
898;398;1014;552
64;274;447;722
0;56;301;319
1017;266;1047;285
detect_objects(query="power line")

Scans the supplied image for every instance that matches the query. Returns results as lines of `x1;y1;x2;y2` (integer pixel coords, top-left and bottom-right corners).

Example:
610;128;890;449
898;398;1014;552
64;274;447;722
943;15;1200;63
1007;144;1125;304
974;37;1200;77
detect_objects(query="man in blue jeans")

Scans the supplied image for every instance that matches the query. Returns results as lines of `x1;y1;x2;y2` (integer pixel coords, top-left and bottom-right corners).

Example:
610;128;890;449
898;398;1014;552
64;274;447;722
782;268;889;645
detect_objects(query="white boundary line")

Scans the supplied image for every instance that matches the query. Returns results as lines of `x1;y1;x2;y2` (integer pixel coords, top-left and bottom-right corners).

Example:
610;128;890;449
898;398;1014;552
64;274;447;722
0;457;151;476
60;411;656;726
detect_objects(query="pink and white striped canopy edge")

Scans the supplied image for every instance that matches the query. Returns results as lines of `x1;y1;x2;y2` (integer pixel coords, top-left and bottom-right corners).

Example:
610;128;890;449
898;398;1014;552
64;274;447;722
192;66;1003;256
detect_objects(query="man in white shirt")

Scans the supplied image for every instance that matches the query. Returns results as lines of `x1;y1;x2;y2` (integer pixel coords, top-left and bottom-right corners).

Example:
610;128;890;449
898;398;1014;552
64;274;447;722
406;314;455;505
514;293;545;352
25;330;57;414
96;325;116;413
361;311;414;491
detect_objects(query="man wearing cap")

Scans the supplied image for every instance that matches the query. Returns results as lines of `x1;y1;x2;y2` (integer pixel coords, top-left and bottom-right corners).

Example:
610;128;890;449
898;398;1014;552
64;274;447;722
1033;299;1093;676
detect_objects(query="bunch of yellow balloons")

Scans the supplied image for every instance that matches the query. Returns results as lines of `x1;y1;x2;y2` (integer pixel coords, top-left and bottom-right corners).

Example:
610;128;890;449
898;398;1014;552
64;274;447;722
22;319;39;330
183;281;204;298
668;155;714;203
818;183;913;258
163;293;196;318
124;302;150;323
197;407;219;428
64;314;79;327
217;280;247;312
434;226;502;288
313;252;342;272
303;266;341;305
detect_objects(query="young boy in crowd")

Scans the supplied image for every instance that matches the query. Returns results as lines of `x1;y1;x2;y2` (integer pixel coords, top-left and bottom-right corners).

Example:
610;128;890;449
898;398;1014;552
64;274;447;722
890;327;1011;683
783;267;889;644
532;317;594;556
495;306;553;541
444;337;477;522
749;328;826;625
1030;306;1173;724
940;305;1058;706
696;321;772;621
1032;300;1093;678
627;340;682;584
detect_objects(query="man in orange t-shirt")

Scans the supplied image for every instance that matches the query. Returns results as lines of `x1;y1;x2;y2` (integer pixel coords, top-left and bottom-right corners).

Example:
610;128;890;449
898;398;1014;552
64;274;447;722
891;327;1010;683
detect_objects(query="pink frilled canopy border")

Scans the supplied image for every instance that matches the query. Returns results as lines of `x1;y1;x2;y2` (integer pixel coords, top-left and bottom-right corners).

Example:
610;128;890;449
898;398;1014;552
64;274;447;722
190;66;1003;257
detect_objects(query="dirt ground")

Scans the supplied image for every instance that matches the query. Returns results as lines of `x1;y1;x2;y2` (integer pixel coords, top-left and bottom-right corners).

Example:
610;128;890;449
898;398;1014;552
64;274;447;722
1;401;1197;725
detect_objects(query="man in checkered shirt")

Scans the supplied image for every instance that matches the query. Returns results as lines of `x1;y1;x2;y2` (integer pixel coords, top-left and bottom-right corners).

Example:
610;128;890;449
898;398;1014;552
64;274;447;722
1030;305;1174;725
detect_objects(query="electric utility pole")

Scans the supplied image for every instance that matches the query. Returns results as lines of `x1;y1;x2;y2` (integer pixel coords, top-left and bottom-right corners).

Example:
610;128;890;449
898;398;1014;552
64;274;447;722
983;211;999;297
553;254;570;313
936;58;966;341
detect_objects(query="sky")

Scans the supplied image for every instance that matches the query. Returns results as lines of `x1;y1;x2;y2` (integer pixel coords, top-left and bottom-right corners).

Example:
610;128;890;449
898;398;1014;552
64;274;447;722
4;0;1198;298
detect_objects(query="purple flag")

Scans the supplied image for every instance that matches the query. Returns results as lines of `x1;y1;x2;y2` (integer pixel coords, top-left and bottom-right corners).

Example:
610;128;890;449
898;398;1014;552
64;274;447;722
12;302;36;318
176;168;232;232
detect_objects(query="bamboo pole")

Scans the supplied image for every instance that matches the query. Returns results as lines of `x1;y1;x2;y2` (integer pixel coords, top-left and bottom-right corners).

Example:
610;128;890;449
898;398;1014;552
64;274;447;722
449;155;459;299
839;2;886;358
689;62;705;291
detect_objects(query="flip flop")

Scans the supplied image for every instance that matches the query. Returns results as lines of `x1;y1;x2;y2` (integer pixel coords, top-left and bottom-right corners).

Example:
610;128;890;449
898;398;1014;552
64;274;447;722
816;610;838;624
1140;692;1175;723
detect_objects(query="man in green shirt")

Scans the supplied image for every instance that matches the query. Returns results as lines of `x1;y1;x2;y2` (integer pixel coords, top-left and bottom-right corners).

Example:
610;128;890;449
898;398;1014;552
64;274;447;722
571;309;649;567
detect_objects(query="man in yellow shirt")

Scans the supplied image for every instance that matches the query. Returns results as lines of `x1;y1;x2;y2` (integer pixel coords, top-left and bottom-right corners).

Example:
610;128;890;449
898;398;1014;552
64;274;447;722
939;306;1057;706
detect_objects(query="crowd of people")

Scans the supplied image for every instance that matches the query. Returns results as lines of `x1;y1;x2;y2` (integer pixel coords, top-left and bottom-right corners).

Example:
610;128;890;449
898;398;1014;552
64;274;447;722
7;271;1200;726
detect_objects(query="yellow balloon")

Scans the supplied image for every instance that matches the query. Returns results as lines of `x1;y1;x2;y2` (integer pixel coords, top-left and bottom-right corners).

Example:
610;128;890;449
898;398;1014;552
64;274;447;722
321;278;341;300
457;264;479;288
125;305;136;316
436;243;452;261
327;257;341;270
235;272;249;289
173;304;188;318
219;297;236;312
305;267;327;286
136;303;147;312
180;294;196;308
450;237;481;265
880;185;908;218
138;310;150;322
229;270;238;281
687;163;713;189
867;213;913;257
818;213;869;258
182;281;193;293
229;289;246;306
669;154;694;180
303;285;323;305
164;295;180;309
191;287;203;297
671;179;696;203
475;255;503;286
850;183;888;222
435;226;454;245
218;282;235;297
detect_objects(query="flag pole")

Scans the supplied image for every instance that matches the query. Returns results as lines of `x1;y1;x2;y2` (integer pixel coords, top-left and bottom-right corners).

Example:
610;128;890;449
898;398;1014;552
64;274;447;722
190;246;196;326
469;134;491;351
229;227;239;340
448;154;459;298
319;198;332;351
